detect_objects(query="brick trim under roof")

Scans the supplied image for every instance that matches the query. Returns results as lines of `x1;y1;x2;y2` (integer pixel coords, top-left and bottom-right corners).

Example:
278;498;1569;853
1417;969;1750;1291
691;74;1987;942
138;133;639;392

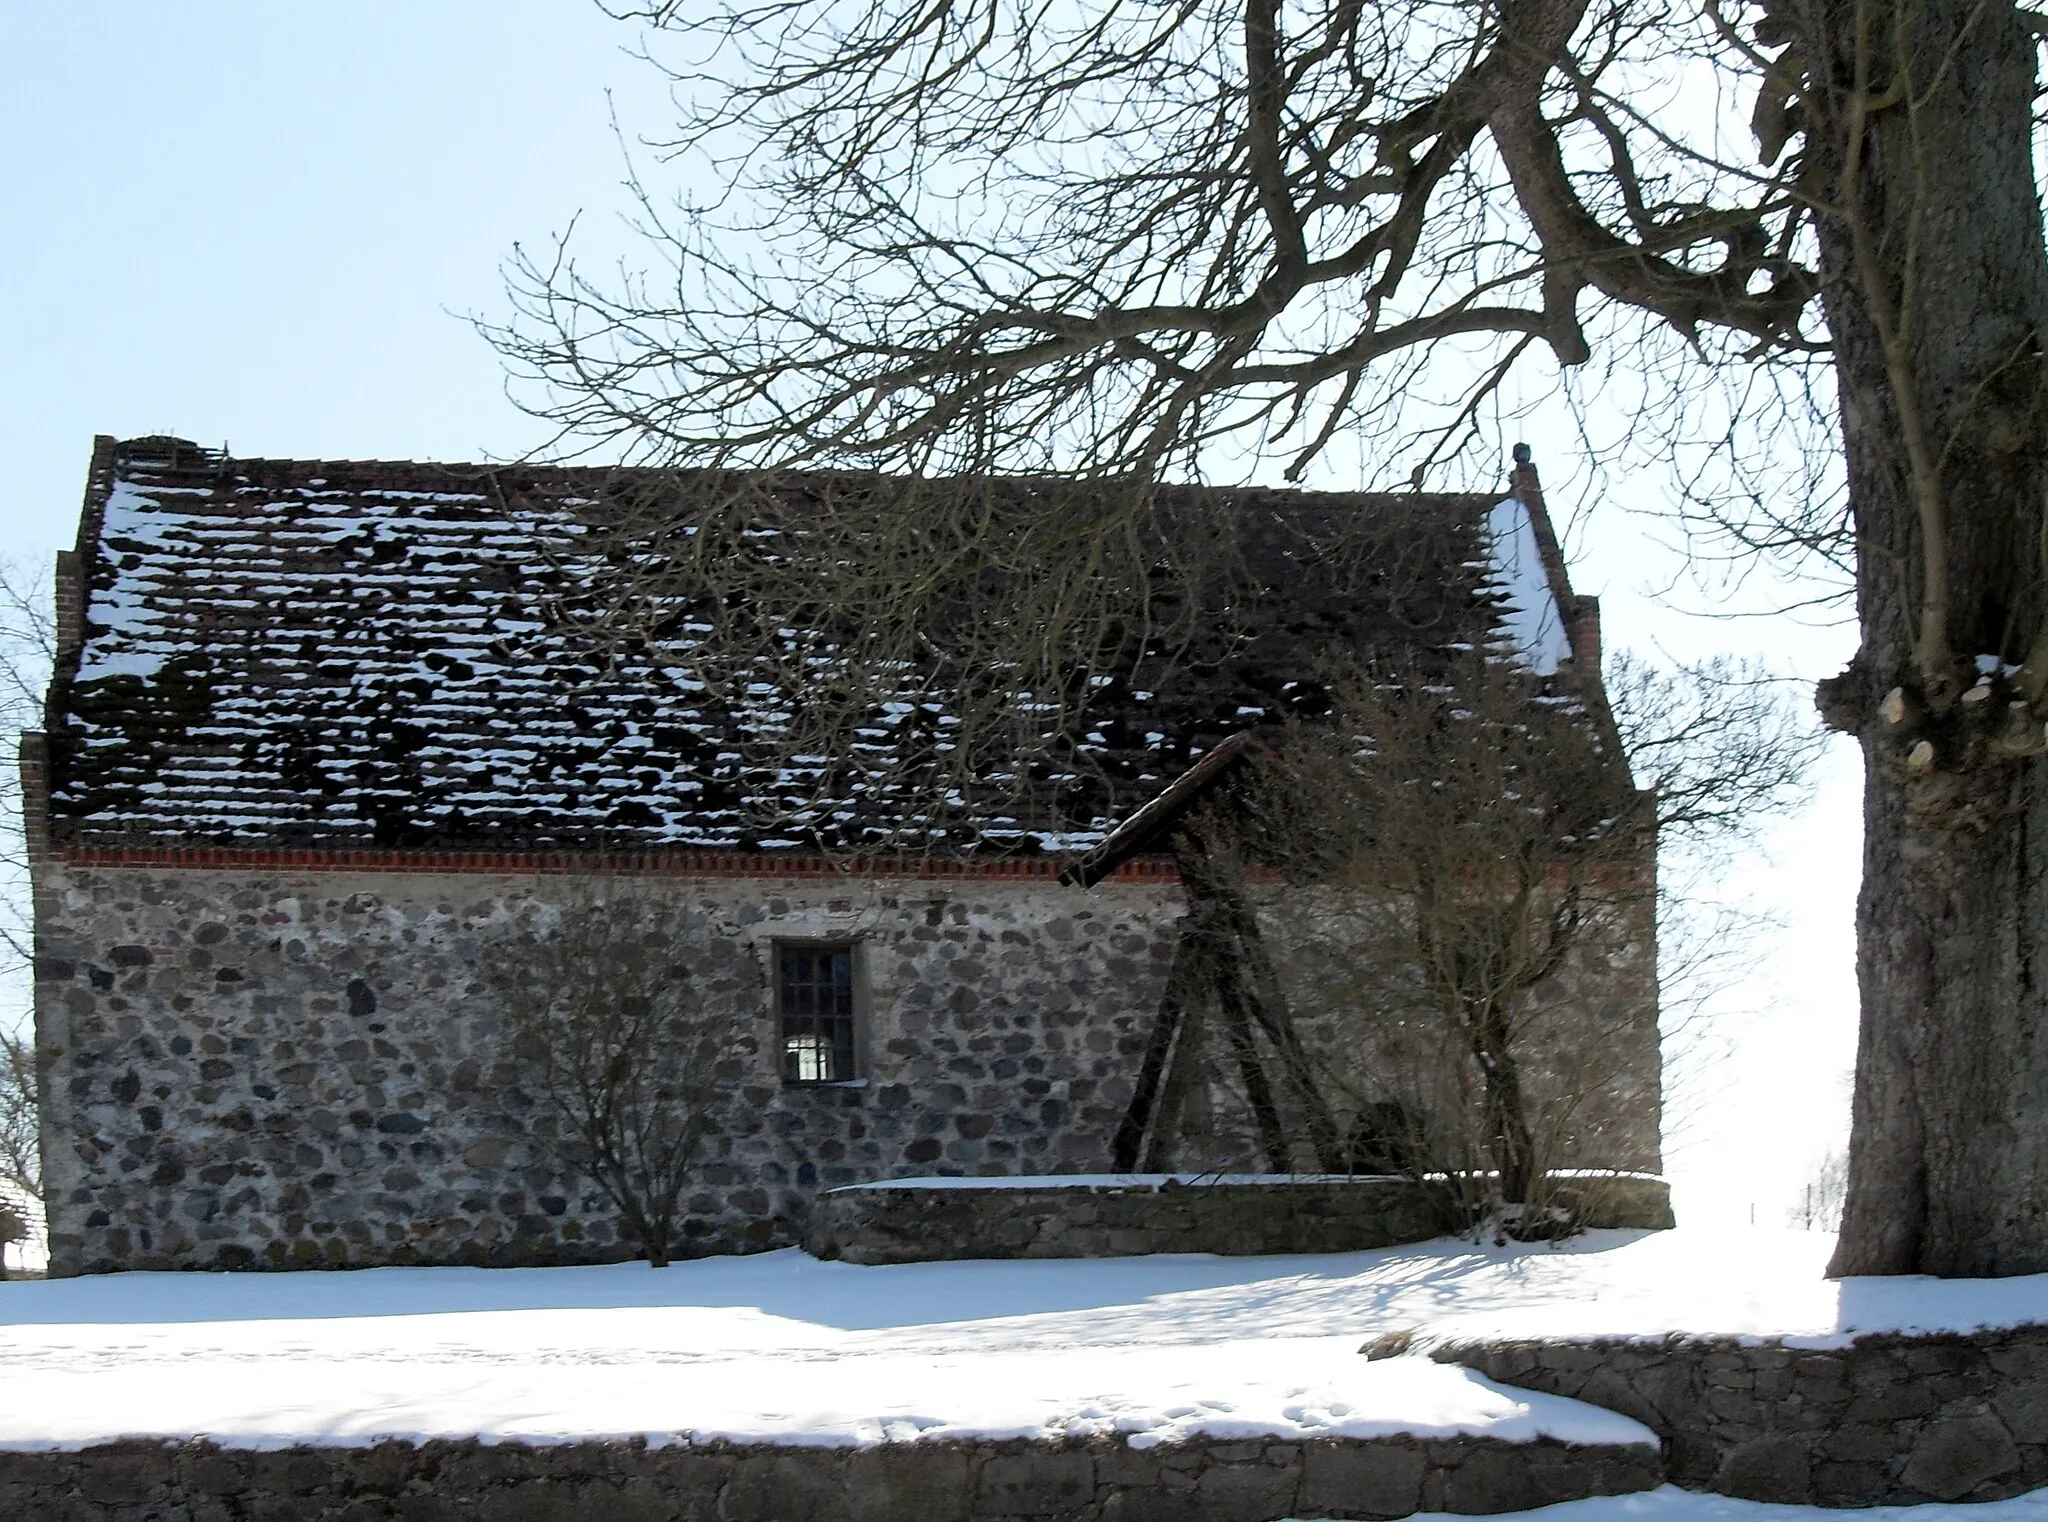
49;842;1183;882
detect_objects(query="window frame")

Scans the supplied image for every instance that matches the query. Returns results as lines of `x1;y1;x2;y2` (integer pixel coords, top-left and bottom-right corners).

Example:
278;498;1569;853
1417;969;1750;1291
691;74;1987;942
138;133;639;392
771;938;867;1086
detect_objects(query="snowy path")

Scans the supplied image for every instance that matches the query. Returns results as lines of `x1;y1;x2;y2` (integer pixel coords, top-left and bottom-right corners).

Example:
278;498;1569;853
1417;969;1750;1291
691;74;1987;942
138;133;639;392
0;1227;2039;1452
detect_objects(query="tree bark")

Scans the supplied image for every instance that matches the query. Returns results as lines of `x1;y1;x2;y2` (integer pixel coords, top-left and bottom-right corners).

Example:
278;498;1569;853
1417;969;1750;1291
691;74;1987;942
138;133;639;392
1819;0;2048;1276
1467;996;1536;1207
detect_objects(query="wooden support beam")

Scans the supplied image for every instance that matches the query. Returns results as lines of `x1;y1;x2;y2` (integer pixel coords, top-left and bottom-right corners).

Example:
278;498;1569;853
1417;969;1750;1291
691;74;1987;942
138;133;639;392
1113;928;1203;1171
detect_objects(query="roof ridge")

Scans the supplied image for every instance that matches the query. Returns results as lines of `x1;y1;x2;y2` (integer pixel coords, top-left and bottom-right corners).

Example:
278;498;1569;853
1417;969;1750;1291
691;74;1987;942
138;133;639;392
108;437;1513;504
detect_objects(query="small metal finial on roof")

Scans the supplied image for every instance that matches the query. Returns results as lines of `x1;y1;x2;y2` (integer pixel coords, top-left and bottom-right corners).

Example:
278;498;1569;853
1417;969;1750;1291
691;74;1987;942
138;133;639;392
1511;442;1533;466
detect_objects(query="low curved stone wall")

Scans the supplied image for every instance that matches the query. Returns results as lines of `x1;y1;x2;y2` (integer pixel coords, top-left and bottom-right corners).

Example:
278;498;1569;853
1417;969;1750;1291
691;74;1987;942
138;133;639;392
806;1173;1674;1264
1430;1325;2048;1507
0;1432;1660;1521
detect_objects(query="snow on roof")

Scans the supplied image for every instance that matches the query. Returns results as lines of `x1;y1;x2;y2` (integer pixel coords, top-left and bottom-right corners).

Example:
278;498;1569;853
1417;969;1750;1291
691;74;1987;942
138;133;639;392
1485;495;1575;676
46;439;1577;854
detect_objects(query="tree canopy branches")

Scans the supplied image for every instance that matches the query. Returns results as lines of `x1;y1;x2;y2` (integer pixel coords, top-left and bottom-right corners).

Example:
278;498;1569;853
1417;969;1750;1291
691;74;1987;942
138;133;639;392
508;0;2048;1279
491;0;1822;490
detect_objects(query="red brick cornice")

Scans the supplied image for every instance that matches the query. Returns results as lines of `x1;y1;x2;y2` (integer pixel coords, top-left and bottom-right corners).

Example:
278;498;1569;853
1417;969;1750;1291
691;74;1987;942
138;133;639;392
50;843;1182;883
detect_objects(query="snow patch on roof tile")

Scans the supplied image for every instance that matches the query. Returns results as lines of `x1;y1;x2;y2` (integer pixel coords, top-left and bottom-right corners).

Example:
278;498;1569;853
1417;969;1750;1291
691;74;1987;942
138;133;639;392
51;456;1530;854
1484;496;1573;676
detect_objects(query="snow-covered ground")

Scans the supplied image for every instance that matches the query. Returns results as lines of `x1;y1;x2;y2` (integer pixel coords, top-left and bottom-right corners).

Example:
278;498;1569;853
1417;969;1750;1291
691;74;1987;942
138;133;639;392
0;1226;2040;1455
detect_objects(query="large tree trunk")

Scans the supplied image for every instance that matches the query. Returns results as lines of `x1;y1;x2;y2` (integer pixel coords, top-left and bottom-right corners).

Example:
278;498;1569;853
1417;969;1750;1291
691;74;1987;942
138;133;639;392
1817;0;2048;1275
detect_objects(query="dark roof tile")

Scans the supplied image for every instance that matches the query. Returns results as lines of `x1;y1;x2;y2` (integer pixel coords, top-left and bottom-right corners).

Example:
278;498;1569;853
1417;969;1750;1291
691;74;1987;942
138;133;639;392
44;440;1575;853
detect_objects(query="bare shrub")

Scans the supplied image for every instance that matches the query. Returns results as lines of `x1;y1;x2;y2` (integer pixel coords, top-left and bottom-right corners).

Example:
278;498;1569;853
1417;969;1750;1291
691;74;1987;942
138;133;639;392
1120;648;1818;1240
492;879;750;1266
0;1032;39;1209
1790;1151;1849;1233
1241;655;1649;1235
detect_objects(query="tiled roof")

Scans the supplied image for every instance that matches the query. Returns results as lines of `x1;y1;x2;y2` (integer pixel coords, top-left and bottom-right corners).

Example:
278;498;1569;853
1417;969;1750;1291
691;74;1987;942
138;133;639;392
43;436;1565;853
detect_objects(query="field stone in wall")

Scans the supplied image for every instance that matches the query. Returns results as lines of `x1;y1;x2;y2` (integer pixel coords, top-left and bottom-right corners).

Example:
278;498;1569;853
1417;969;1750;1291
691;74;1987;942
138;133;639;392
807;1174;1674;1263
0;1432;1663;1521
36;855;1664;1277
35;868;1178;1274
1430;1325;2048;1506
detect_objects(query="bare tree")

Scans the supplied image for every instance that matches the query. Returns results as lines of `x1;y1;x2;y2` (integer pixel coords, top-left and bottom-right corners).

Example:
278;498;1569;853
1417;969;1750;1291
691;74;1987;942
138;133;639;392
0;1039;27;1281
1607;653;1826;856
496;0;2048;1276
0;561;54;976
0;1034;38;1211
1107;647;1817;1235
1253;658;1650;1217
1609;651;1830;1129
492;879;751;1266
0;561;55;1270
1789;1149;1850;1231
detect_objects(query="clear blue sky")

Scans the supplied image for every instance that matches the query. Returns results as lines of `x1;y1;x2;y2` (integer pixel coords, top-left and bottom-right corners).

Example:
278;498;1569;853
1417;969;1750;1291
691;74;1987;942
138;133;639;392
0;2;1862;1228
0;3;653;565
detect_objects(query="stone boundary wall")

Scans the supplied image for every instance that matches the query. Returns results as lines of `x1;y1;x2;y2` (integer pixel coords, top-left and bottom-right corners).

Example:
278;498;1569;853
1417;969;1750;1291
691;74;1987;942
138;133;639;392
0;1433;1661;1522
1429;1324;2048;1507
806;1174;1675;1264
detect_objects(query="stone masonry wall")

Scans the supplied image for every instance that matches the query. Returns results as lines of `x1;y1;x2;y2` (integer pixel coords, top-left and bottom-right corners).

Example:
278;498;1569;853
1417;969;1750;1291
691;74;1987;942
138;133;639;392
36;860;1663;1275
1244;878;1663;1180
0;1432;1663;1522
807;1174;1675;1265
1431;1325;2048;1507
36;866;1180;1274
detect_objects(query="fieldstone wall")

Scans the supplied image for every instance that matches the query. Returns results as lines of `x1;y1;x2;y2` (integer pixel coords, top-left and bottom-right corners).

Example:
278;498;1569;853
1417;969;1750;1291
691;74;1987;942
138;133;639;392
807;1174;1674;1264
36;859;1662;1276
0;1432;1662;1522
1430;1324;2048;1506
1244;878;1663;1179
37;866;1180;1274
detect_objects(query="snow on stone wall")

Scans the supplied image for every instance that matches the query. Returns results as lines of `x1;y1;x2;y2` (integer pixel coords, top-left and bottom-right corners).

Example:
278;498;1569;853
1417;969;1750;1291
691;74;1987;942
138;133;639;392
1435;1326;2048;1507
